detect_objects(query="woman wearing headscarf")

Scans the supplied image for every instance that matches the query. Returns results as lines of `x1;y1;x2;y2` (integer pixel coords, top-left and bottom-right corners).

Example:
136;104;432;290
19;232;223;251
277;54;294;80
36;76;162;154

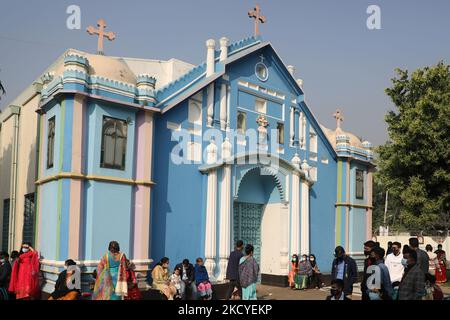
238;244;259;300
296;254;312;290
8;242;40;300
92;241;128;300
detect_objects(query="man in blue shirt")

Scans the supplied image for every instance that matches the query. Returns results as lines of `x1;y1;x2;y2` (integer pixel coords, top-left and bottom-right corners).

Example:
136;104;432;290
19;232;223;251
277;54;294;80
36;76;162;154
331;246;358;296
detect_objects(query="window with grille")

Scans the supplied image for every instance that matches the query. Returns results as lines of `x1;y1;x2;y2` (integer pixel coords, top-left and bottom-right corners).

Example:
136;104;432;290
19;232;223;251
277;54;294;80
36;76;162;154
2;199;10;252
356;169;364;199
100;116;128;170
47;117;55;169
22;193;35;246
237;112;247;134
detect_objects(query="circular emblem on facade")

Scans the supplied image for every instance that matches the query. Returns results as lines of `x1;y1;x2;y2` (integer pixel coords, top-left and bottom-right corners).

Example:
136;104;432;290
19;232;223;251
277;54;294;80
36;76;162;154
255;62;268;82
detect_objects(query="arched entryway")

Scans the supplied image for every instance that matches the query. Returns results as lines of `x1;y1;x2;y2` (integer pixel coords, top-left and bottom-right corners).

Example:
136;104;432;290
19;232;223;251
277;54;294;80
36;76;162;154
234;166;288;282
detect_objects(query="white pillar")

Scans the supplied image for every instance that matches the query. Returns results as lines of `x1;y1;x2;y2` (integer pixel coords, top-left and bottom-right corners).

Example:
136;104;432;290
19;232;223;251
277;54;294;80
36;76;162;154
219;37;229;62
290;154;301;255
217;138;232;281
300;180;310;255
219;83;227;130
206;83;214;127
206;39;215;77
205;140;218;278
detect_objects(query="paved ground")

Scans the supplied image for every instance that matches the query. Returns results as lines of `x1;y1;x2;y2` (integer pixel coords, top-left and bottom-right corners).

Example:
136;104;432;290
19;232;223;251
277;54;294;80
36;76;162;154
256;283;362;300
256;282;450;300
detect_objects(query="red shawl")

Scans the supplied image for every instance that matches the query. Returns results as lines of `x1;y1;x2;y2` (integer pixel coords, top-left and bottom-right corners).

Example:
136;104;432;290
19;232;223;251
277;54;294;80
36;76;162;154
8;250;40;299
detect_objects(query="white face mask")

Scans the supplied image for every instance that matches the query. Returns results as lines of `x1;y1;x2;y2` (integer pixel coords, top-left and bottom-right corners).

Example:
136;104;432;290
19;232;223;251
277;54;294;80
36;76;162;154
22;248;29;253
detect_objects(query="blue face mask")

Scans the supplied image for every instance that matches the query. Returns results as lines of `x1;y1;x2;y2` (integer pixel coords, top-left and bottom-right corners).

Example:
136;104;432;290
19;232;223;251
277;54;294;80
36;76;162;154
369;291;381;300
401;258;408;267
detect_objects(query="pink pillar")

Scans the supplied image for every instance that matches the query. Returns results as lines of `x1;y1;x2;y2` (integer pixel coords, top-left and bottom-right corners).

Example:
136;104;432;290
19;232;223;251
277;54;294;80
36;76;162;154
68;94;86;259
133;110;153;260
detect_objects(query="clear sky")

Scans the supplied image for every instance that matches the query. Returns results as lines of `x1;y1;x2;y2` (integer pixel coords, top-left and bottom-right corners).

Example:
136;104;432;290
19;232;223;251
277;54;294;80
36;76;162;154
0;0;449;146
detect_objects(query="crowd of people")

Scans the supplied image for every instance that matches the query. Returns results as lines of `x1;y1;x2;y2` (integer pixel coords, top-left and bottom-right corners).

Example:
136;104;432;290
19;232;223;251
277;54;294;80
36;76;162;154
328;238;448;300
0;237;447;301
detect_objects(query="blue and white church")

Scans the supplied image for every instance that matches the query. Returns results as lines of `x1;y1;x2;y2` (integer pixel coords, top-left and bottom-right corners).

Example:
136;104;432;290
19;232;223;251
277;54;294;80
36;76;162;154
1;34;375;291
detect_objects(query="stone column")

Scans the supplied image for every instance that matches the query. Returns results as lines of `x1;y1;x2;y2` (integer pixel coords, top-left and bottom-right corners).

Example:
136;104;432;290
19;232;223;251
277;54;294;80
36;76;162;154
300;160;310;255
300;180;310;255
290;154;301;255
219;83;227;131
217;138;232;281
205;140;218;278
207;83;214;127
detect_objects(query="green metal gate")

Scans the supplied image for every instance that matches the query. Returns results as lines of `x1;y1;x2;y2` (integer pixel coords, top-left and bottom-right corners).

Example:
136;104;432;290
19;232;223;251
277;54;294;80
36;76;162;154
233;202;263;267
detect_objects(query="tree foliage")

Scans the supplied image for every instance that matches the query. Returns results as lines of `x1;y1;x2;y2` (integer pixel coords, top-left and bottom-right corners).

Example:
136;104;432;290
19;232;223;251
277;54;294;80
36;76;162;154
377;61;450;231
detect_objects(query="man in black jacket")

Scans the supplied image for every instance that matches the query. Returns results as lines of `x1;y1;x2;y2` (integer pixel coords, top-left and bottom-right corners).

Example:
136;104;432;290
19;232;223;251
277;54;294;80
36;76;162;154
361;240;377;300
0;251;12;300
331;246;358;296
175;259;197;300
225;240;244;300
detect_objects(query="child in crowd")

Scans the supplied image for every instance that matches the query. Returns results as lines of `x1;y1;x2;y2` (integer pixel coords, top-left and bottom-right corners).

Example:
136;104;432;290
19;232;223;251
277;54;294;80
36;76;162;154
194;258;212;300
170;267;182;300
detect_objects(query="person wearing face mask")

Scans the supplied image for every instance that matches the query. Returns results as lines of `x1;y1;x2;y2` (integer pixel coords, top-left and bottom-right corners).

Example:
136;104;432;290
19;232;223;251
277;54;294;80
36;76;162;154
296;254;312;290
366;247;393;300
8;242;40;300
361;240;377;301
326;279;350;300
385;241;404;284
48;259;80;300
92;241;128;300
398;247;425;300
288;254;299;289
308;254;324;289
0;251;12;300
331;246;357;297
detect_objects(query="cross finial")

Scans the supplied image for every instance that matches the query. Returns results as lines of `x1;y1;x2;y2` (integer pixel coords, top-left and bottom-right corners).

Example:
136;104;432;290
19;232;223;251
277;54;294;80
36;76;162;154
87;18;116;55
248;4;266;37
333;109;344;129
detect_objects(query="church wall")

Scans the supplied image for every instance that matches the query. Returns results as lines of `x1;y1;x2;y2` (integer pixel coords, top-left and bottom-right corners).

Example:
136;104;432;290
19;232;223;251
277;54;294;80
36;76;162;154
151;100;205;265
308;137;337;273
0;113;14;249
82;101;137;260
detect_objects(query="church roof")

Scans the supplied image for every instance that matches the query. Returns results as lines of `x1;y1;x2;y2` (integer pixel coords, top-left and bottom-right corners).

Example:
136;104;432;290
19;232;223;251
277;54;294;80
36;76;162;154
320;125;364;149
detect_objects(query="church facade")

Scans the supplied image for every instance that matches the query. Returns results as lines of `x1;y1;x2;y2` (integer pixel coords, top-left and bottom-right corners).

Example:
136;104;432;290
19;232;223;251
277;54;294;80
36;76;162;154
0;36;374;291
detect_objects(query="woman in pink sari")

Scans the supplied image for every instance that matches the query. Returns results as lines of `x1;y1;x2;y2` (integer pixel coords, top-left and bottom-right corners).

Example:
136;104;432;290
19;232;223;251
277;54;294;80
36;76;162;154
8;242;40;300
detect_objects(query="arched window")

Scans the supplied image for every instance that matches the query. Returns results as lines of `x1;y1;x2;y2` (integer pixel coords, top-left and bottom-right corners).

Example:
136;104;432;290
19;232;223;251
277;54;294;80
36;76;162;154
100;116;127;170
47;117;55;169
237;111;246;134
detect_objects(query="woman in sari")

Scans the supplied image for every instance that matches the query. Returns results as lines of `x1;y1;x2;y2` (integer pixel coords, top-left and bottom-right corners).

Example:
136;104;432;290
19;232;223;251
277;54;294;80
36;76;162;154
239;244;259;300
48;259;80;300
8;242;40;300
435;244;447;284
296;254;312;290
124;259;142;300
151;257;177;300
92;241;128;300
288;254;299;289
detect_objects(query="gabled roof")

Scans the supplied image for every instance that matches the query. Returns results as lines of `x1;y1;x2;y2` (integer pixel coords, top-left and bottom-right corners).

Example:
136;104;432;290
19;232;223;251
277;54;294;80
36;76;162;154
156;36;337;158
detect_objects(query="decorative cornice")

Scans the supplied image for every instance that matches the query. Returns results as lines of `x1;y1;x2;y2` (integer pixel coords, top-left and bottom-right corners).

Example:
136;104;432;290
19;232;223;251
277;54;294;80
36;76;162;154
35;172;155;187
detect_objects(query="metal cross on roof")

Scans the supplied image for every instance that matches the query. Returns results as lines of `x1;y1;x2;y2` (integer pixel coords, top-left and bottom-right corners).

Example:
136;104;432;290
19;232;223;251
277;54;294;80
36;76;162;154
333;109;344;129
248;4;266;37
87;19;116;55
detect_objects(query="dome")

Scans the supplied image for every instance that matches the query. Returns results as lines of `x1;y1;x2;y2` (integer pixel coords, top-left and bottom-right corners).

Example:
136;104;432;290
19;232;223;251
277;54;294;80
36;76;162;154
320;125;364;149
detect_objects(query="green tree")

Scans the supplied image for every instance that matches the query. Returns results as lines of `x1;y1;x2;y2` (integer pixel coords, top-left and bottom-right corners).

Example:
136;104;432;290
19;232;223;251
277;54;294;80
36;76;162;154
377;61;450;231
